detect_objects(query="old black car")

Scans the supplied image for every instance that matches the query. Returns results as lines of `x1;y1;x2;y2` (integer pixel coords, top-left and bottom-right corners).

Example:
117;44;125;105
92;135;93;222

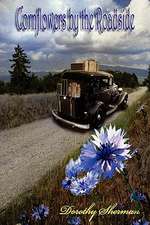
52;70;128;129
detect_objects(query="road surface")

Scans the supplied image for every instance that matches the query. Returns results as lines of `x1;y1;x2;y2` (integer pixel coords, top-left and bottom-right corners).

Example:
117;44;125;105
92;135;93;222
0;87;147;210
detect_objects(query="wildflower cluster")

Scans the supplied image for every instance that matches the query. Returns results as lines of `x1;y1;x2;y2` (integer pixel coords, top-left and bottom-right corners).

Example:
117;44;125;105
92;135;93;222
62;125;133;196
32;204;49;221
130;191;148;203
67;216;81;225
18;204;49;225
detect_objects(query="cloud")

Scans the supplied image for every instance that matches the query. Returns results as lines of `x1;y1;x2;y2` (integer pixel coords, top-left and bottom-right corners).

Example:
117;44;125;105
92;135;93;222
31;51;47;61
0;0;150;76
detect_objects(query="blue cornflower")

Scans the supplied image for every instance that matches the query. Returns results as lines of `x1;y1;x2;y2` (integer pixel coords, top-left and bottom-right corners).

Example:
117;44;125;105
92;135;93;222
62;177;75;190
80;125;132;179
62;158;83;190
67;216;81;225
70;171;99;196
65;158;83;178
130;191;147;203
32;204;49;221
132;218;150;225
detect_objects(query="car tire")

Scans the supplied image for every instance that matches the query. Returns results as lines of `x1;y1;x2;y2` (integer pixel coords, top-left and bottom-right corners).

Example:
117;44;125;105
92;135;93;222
90;108;105;129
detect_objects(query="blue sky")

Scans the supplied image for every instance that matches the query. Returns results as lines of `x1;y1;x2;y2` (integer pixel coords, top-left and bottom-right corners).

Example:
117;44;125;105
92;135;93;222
0;0;150;78
114;0;131;7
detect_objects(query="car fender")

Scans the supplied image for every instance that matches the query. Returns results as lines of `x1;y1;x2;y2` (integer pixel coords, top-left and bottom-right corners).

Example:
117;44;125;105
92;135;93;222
119;92;128;105
88;101;105;116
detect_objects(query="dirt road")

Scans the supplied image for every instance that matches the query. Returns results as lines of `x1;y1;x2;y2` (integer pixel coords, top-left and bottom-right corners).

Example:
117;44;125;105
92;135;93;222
0;87;147;210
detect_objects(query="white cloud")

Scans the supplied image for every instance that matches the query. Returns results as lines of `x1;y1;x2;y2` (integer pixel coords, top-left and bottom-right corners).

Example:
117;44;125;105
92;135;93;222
0;0;150;73
31;51;47;61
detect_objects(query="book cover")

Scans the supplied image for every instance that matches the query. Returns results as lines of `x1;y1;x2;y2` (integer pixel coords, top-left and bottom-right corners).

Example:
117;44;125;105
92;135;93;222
0;0;150;225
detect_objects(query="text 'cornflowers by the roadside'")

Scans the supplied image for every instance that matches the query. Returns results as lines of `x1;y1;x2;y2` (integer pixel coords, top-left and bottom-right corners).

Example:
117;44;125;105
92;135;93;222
62;125;135;196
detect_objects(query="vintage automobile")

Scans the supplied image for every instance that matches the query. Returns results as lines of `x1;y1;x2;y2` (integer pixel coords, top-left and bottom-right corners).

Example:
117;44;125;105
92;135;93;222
52;70;128;130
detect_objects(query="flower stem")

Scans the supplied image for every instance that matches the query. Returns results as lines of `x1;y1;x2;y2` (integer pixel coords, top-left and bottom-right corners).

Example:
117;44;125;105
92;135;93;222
119;169;143;211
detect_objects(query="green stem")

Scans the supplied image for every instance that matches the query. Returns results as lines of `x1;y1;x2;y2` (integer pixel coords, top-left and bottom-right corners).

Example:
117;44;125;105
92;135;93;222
119;169;143;212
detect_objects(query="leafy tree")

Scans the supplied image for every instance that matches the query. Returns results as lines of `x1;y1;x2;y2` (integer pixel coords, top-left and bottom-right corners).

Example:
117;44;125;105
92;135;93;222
28;73;40;93
9;44;31;94
0;80;5;94
145;65;150;90
109;70;139;88
42;72;55;92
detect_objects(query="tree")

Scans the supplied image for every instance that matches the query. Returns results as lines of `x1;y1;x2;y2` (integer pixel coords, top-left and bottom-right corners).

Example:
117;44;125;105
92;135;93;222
9;44;31;94
145;65;150;90
0;80;5;94
42;72;55;92
111;70;139;88
28;73;40;93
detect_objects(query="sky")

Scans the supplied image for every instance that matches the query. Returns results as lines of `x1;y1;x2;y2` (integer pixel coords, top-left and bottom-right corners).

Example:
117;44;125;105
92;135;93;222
0;0;150;78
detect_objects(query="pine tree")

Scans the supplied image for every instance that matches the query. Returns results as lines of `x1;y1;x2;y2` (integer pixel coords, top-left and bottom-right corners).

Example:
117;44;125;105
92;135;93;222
9;44;30;94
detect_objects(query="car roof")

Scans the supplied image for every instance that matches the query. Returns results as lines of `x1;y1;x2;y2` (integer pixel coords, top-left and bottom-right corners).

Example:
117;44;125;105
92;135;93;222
62;70;113;78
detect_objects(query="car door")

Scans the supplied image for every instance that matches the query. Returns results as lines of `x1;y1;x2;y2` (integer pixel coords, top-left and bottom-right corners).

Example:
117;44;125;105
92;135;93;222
96;77;112;104
108;78;119;104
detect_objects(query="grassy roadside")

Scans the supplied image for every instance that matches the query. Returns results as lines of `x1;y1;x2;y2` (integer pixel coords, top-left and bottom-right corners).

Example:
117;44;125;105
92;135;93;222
0;92;150;225
0;93;56;130
0;88;135;131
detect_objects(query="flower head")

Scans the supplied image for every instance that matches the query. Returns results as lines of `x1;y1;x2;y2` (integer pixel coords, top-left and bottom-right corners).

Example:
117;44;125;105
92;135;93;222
80;125;132;179
130;191;148;203
132;219;150;225
32;204;49;221
67;216;81;225
62;177;75;190
70;171;99;196
65;158;83;178
62;158;83;190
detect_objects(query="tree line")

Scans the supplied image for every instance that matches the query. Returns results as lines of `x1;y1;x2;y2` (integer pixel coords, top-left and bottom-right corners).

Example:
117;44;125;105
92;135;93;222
1;44;150;95
0;45;60;94
108;70;139;88
143;65;150;91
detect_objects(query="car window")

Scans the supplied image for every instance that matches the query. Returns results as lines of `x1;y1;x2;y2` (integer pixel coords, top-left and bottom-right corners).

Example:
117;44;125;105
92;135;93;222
99;78;109;87
68;81;81;98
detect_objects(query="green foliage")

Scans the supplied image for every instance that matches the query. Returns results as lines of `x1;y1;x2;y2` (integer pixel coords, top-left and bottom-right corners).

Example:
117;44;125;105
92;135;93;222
3;46;139;95
9;44;31;94
27;72;60;93
143;65;150;90
108;70;139;88
0;80;5;94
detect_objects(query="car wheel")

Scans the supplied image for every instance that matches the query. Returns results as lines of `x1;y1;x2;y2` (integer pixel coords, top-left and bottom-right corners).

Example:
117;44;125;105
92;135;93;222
90;108;105;129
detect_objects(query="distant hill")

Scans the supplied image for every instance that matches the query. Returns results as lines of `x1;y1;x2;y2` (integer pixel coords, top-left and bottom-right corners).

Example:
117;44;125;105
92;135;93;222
0;66;148;81
0;72;57;81
101;65;148;81
33;71;59;77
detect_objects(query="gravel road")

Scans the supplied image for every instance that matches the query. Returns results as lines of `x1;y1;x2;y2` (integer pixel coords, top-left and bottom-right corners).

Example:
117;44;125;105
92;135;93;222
0;87;147;210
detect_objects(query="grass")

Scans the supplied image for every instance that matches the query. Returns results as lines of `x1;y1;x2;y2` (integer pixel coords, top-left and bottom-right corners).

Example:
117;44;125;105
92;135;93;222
0;92;150;225
0;88;134;131
0;93;56;130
